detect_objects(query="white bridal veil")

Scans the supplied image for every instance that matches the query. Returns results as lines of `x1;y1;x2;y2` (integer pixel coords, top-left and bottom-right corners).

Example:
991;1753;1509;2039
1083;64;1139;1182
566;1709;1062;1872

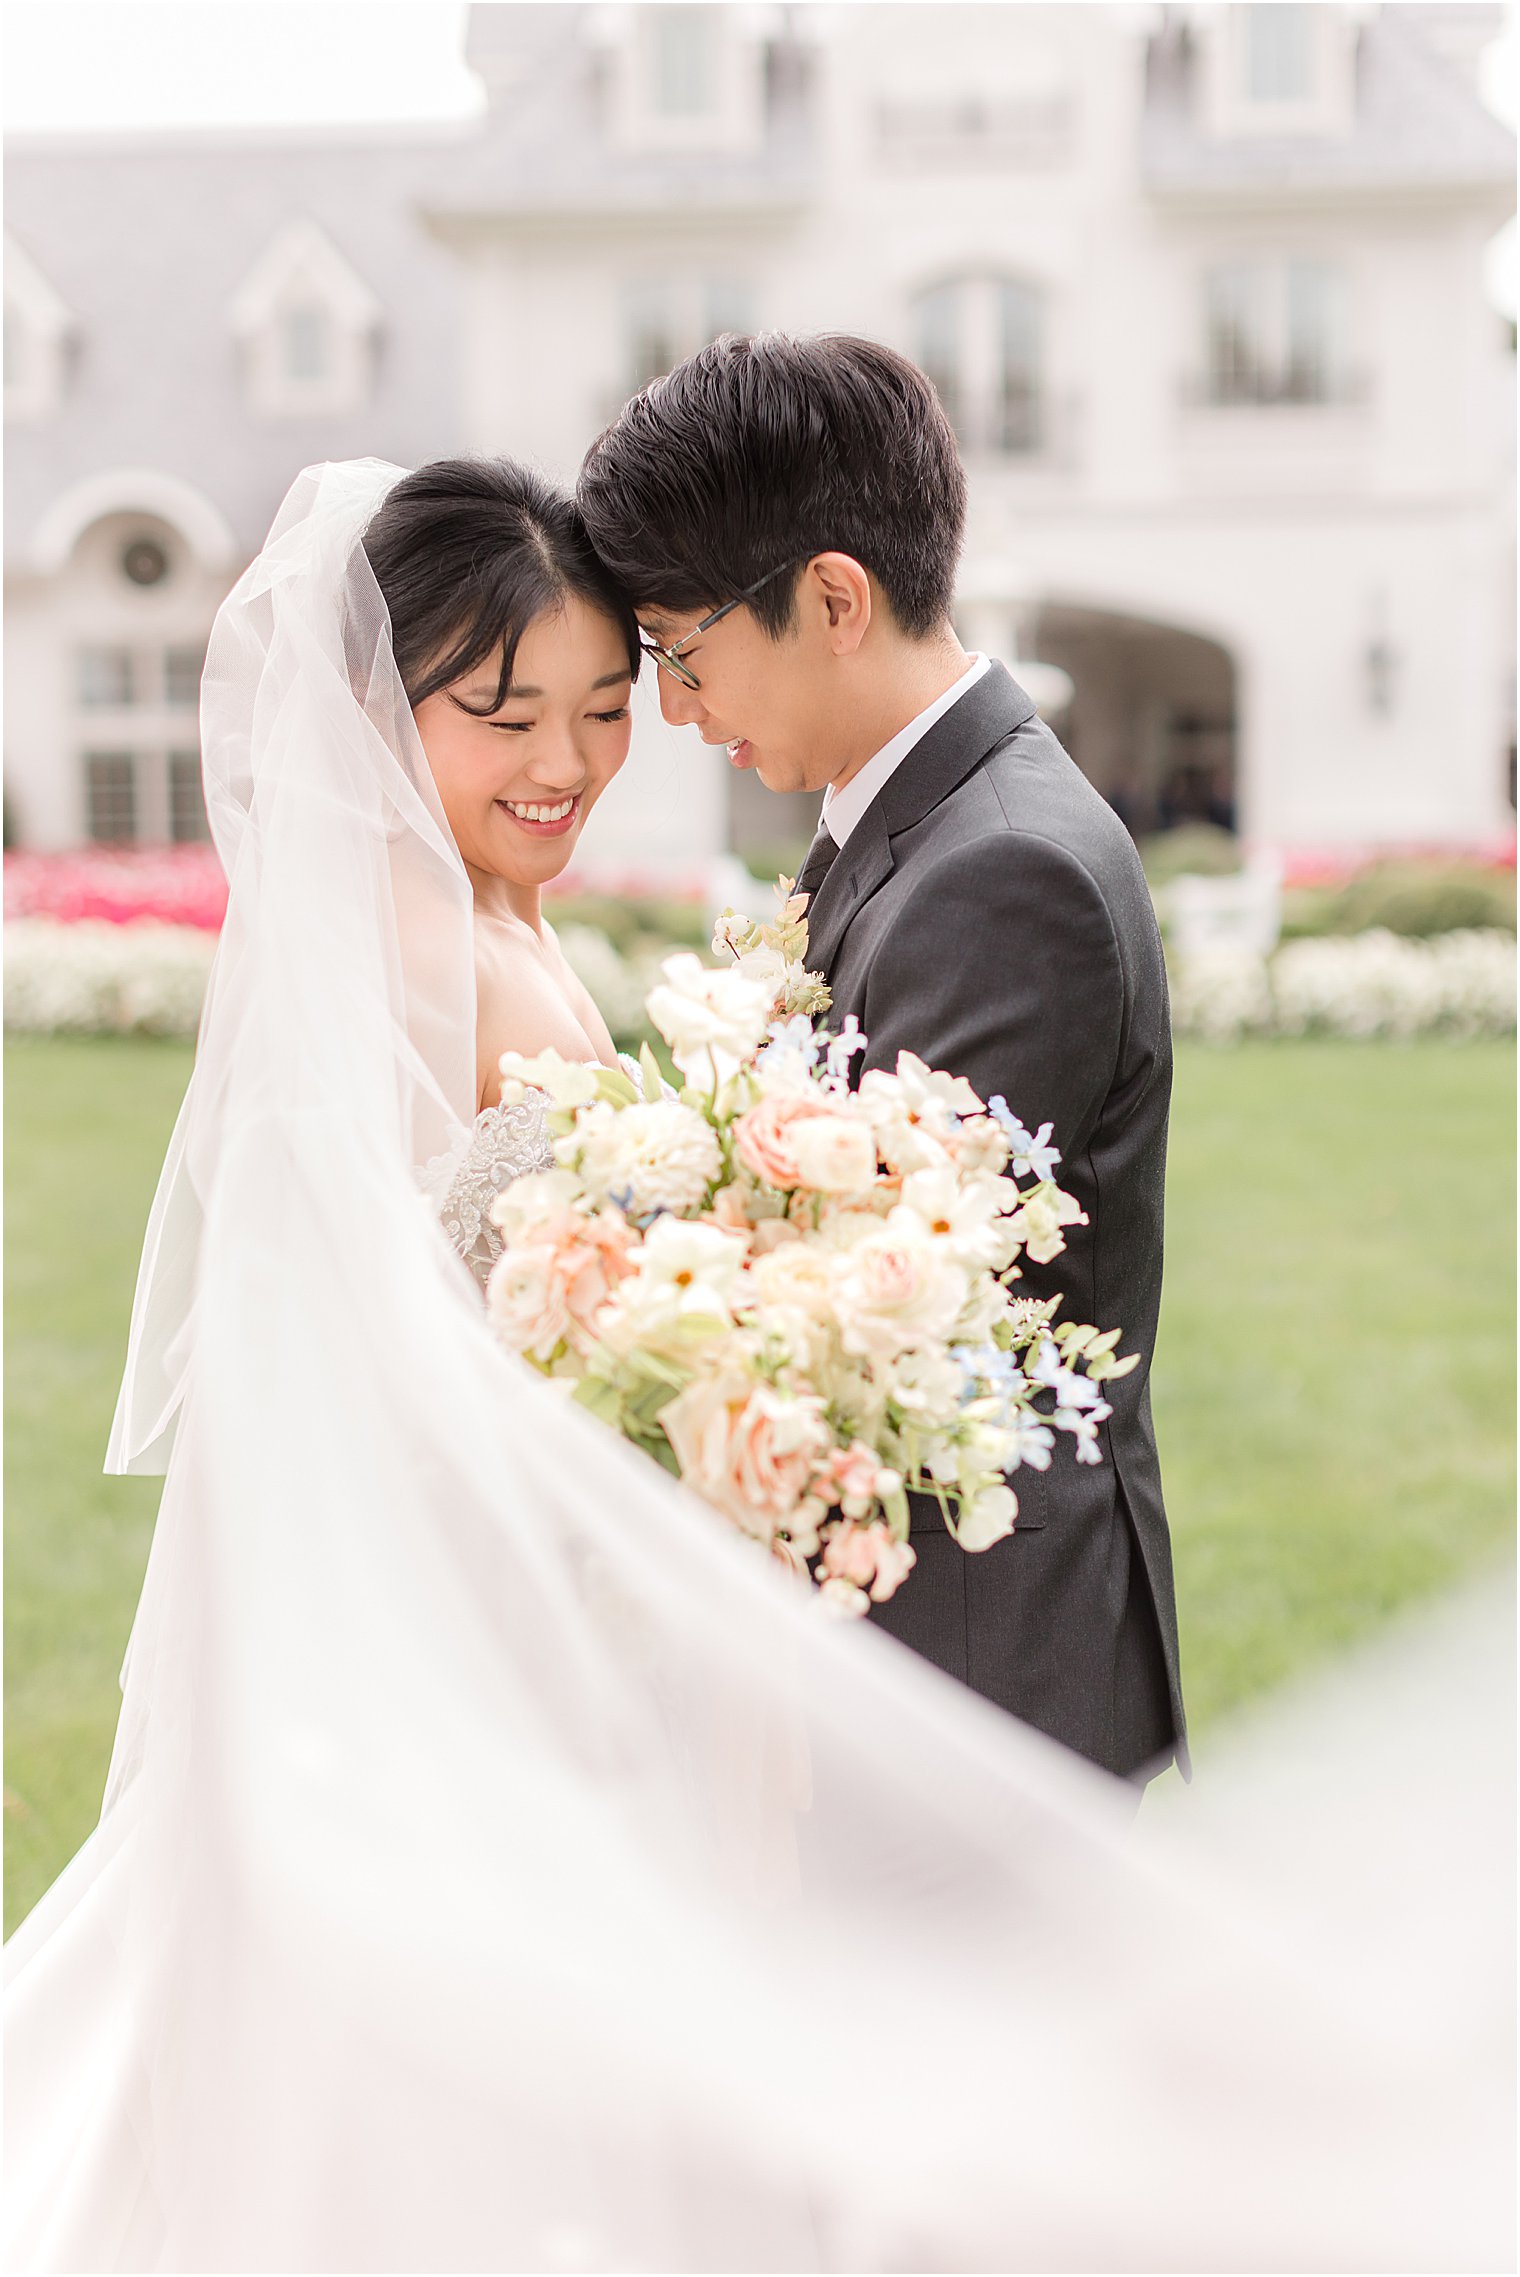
5;462;1512;2274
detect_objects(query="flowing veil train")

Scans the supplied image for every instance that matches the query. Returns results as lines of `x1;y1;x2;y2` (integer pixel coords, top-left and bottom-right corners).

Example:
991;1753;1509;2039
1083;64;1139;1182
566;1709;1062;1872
4;462;1512;2274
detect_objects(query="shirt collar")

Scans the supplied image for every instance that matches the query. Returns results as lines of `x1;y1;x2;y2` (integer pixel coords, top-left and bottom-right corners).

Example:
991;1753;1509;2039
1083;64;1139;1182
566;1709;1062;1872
821;652;991;848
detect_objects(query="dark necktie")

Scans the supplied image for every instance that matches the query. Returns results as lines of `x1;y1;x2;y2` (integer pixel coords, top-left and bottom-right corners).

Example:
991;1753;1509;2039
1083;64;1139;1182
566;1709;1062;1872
794;823;839;910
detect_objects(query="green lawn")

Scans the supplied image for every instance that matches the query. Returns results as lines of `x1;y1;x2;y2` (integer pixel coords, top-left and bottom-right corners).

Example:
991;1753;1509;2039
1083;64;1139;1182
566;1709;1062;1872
5;1034;1514;1933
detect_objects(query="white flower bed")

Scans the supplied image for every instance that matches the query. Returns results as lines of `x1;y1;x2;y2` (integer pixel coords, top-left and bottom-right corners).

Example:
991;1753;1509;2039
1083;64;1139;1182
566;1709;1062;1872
4;920;217;1040
6;919;1514;1048
1170;928;1516;1044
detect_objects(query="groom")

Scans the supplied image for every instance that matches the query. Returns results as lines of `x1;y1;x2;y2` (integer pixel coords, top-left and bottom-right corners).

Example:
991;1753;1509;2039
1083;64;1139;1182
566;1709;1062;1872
579;333;1185;1783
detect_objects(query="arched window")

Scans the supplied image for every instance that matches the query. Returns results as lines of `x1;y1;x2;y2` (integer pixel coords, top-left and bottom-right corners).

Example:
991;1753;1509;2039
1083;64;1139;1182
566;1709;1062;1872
910;276;1045;457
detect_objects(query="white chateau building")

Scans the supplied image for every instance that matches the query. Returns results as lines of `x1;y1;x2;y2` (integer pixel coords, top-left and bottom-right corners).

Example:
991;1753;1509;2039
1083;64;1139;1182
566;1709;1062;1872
4;2;1514;878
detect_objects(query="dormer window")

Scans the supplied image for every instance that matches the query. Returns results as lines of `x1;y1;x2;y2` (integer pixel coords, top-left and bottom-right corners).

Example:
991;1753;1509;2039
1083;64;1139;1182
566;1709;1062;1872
282;302;332;384
4;233;77;424
229;220;381;420
606;4;765;157
1201;3;1357;139
651;5;716;119
1243;5;1314;106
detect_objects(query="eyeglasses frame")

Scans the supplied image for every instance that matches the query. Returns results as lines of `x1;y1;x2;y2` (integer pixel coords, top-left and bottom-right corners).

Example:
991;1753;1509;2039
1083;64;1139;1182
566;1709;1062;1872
638;559;803;693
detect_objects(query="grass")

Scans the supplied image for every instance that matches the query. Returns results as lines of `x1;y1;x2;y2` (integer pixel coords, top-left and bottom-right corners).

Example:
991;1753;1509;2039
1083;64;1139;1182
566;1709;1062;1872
5;1034;1514;1933
5;1038;189;1935
1156;1040;1514;1731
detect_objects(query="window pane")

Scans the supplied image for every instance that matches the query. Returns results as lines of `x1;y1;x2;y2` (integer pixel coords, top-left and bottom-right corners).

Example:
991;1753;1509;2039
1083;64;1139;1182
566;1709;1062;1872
651;5;716;118
78;646;135;707
169;750;210;843
85;752;137;843
165;644;205;707
996;282;1042;453
1205;265;1267;405
913;282;964;440
284;303;330;381
1284;262;1340;403
1244;4;1314;104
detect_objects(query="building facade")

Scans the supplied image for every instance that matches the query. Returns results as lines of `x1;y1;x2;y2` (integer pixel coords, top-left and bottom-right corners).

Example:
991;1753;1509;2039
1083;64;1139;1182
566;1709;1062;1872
5;2;1514;875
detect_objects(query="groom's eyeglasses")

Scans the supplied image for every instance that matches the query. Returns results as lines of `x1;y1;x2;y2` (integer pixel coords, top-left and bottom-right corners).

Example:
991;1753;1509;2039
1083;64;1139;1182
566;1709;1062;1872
638;560;802;693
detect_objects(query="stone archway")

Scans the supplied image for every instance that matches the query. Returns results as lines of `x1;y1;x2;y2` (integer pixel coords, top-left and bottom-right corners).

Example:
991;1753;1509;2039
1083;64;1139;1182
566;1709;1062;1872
1027;601;1238;842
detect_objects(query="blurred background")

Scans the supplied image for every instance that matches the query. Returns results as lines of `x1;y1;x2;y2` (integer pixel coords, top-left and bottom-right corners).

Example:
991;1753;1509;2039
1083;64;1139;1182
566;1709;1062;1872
4;1;1515;1931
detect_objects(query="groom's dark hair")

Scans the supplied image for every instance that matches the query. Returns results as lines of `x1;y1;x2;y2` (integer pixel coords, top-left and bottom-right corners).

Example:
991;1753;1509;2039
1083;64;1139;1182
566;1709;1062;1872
577;333;967;640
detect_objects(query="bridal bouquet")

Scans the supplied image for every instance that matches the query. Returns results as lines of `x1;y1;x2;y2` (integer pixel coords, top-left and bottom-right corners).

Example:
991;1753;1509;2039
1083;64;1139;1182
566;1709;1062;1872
486;884;1135;1615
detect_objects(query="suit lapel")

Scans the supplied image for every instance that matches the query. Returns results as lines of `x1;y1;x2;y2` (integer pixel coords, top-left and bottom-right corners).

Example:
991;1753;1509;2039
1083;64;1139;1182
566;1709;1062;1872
806;662;1040;980
803;803;893;977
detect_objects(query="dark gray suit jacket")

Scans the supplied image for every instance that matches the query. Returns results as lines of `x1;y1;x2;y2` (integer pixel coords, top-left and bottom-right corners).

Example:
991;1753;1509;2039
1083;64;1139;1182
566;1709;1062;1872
800;662;1186;1780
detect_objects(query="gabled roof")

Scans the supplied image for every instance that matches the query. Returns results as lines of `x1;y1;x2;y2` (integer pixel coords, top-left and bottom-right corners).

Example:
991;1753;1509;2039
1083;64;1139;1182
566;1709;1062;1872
228;218;384;336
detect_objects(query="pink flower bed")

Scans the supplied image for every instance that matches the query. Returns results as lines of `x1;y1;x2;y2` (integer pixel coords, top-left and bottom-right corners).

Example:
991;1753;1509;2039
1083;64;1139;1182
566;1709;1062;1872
5;847;229;931
2;847;711;932
1278;839;1517;889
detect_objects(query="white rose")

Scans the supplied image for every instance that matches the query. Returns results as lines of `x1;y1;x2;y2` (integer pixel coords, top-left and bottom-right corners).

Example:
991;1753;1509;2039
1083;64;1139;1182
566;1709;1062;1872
485;1245;570;1361
573;1098;721;1216
837;1222;968;1359
645;953;774;1080
787;1113;879;1194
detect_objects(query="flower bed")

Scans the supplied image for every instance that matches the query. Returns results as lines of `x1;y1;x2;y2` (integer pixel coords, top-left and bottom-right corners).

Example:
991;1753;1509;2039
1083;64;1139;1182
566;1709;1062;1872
4;920;218;1040
1169;929;1516;1045
4;847;230;931
7;913;1513;1049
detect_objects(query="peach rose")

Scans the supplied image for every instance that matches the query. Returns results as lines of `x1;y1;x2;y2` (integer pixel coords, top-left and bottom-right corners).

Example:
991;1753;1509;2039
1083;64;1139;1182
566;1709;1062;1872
486;1244;571;1361
661;1375;832;1541
556;1214;635;1339
487;1214;633;1360
732;1093;844;1190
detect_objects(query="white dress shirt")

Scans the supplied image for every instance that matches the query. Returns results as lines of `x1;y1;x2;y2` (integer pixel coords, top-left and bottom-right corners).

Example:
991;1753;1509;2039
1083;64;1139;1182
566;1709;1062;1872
821;651;991;849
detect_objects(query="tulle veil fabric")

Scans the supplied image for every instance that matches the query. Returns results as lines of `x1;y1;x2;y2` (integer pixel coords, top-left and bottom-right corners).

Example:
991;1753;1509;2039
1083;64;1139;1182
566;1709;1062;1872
4;462;1512;2274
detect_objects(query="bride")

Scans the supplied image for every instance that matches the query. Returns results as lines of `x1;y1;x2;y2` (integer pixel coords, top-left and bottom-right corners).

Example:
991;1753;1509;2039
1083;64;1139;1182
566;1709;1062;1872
4;459;1510;2275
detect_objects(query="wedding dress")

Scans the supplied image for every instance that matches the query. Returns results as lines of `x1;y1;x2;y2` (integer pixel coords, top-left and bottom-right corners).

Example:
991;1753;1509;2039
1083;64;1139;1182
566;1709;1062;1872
4;461;1511;2275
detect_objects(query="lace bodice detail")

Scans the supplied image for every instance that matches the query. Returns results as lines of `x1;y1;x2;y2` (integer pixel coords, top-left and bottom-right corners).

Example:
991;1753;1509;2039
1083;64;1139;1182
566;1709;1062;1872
421;1094;556;1290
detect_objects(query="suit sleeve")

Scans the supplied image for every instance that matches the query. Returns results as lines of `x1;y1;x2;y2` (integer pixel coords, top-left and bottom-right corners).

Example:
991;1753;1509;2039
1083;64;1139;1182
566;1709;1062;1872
857;831;1125;1159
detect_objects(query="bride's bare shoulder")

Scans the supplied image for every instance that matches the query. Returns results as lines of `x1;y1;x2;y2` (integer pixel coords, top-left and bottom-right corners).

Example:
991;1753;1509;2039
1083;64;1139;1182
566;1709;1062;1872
473;917;600;1110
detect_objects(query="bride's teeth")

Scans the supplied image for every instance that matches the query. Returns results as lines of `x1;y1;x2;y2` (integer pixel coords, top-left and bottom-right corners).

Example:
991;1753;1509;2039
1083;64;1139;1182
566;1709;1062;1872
506;797;575;822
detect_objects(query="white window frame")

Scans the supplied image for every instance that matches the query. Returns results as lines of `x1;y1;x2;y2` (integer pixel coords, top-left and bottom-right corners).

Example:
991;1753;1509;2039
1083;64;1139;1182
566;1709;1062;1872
1201;255;1350;408
4;232;77;424
601;3;767;157
910;274;1047;459
1201;4;1358;140
228;219;382;420
73;639;211;844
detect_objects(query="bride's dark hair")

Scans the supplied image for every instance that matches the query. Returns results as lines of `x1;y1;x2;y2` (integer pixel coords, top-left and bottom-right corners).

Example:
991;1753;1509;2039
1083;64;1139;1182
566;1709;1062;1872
363;457;641;715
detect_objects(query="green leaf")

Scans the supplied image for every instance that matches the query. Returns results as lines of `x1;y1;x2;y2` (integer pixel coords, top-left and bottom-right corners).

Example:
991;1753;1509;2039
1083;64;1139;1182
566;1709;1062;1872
593;1064;640;1108
570;1375;624;1427
638;1042;665;1102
